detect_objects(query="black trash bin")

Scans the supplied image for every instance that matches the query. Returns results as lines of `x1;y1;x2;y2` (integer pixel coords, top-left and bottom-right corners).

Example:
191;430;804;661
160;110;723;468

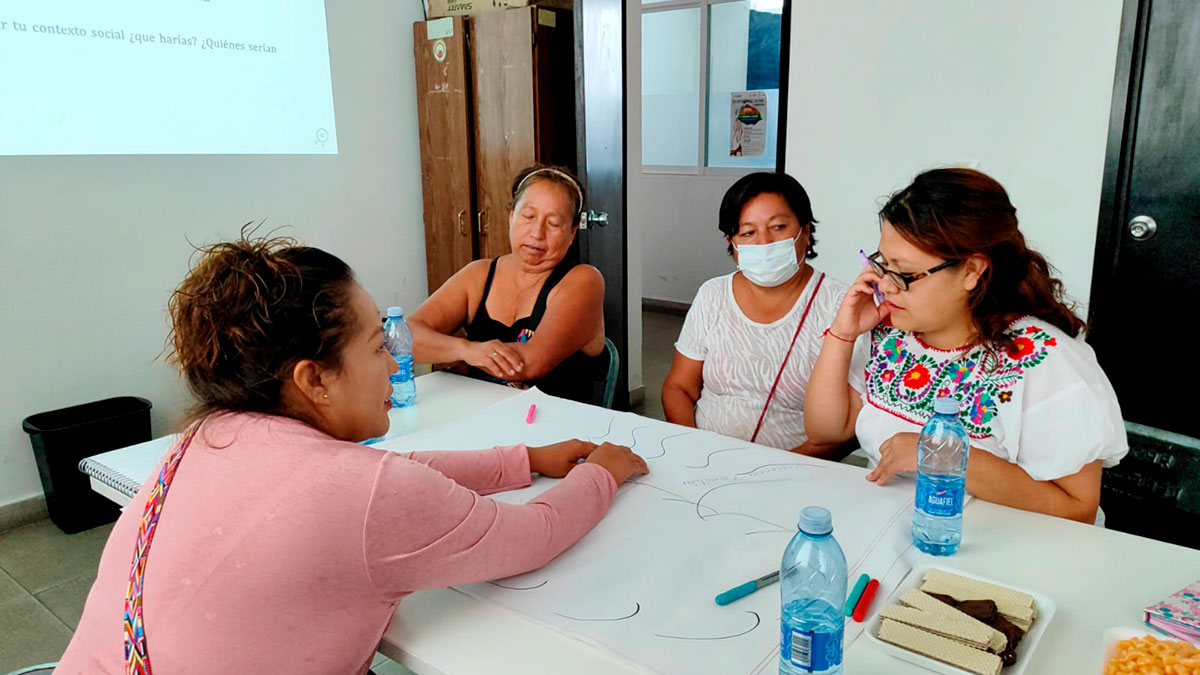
22;396;152;534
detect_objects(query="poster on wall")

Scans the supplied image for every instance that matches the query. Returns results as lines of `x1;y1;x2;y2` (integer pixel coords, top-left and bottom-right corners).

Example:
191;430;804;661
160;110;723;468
730;91;768;157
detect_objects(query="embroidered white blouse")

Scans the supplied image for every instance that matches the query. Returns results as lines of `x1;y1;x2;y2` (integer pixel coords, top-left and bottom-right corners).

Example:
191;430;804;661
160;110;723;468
849;316;1128;481
675;270;847;450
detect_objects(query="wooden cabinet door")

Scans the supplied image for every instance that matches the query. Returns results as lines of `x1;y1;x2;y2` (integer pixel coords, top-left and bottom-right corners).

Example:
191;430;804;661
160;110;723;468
413;17;476;293
469;9;539;261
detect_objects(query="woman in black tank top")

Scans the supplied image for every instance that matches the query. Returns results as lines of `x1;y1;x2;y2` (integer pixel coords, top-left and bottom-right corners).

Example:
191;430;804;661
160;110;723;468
409;166;609;405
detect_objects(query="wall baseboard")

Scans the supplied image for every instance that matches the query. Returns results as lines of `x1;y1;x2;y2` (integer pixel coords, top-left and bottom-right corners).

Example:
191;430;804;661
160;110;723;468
642;297;691;317
0;494;48;533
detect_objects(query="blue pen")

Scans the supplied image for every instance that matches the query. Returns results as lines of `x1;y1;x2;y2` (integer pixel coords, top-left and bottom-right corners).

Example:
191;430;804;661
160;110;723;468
859;249;885;304
715;570;780;606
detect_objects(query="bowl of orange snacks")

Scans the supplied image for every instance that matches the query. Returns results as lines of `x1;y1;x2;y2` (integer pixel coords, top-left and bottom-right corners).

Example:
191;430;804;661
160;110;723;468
1101;628;1200;675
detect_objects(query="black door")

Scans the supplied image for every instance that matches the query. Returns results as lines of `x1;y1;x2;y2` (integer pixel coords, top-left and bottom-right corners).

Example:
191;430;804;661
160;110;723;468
1090;0;1200;439
575;0;629;410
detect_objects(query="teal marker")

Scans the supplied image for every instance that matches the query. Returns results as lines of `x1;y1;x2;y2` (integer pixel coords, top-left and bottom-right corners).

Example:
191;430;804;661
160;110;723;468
715;570;780;606
844;573;871;616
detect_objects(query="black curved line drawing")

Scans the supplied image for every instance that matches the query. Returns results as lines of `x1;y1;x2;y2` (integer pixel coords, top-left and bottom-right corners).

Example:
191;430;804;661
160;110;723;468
735;462;822;477
625;479;691;502
687;445;752;469
616;425;651;447
640;431;690;460
654;611;761;641
661;497;721;517
487;579;548;591
554;602;642;622
588;416;616;441
694;479;792;521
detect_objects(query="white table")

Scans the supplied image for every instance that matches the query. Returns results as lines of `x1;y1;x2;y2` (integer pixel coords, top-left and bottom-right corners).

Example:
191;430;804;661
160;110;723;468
83;372;523;507
86;373;1200;674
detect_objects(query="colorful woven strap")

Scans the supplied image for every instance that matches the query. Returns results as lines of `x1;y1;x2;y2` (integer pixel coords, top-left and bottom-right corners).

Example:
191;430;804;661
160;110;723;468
124;426;198;675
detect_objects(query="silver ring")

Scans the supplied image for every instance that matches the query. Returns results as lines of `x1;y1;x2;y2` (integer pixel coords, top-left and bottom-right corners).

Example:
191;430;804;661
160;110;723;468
492;351;499;357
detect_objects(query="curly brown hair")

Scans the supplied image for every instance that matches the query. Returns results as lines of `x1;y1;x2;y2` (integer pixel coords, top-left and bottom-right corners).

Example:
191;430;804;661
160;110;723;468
880;168;1086;356
166;226;358;424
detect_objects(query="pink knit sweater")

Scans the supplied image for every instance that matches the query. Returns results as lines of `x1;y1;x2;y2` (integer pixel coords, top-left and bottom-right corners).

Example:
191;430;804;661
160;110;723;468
57;413;617;674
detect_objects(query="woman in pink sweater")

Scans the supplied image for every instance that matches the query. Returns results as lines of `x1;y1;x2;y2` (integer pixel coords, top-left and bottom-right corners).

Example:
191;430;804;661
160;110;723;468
57;233;647;675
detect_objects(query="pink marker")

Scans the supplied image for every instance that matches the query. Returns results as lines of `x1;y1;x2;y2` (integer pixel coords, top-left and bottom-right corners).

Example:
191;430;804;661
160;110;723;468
525;404;537;424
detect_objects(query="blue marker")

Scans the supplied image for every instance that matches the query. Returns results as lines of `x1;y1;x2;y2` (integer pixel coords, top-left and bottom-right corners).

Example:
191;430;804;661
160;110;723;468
715;570;780;606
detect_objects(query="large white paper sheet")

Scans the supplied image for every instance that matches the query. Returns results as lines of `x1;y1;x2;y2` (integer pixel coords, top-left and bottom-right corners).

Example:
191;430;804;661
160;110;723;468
380;389;916;674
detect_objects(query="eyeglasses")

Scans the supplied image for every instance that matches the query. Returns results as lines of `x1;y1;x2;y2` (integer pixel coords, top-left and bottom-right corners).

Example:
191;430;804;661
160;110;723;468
866;251;958;291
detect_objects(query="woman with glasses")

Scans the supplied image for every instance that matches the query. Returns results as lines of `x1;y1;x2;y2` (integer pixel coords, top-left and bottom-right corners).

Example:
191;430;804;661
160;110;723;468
661;172;847;452
803;168;1126;523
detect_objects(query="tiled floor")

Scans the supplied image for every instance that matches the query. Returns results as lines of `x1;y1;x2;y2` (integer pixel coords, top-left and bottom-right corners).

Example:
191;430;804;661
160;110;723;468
0;517;417;673
632;308;685;421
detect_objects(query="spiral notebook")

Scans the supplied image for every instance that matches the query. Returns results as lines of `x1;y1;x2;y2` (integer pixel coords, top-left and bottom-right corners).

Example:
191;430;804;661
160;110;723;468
79;435;176;498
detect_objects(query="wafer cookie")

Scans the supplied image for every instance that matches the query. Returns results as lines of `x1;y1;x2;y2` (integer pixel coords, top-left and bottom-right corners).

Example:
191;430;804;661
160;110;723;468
878;619;1003;675
879;605;1005;652
897;590;1008;652
920;569;1036;625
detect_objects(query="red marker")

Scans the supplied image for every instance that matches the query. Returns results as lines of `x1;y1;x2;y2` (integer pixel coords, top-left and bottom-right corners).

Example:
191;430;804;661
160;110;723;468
525;404;537;424
851;578;880;623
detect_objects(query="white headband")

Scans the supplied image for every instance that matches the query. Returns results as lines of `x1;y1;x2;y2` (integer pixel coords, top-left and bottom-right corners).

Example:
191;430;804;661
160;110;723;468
515;168;584;216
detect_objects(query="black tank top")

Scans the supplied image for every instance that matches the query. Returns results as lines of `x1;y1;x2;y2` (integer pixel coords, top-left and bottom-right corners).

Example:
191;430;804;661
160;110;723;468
464;258;609;404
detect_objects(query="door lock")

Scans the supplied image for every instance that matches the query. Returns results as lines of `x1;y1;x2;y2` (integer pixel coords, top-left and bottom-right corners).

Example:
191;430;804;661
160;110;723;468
581;210;609;230
1128;215;1157;241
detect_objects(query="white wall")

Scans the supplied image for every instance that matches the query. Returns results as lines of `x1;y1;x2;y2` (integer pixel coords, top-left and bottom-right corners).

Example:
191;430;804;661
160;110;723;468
636;174;740;303
0;0;428;509
785;0;1124;308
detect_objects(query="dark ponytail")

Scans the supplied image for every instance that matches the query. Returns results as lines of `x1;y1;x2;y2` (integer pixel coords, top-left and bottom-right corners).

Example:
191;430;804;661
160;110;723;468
880;168;1086;353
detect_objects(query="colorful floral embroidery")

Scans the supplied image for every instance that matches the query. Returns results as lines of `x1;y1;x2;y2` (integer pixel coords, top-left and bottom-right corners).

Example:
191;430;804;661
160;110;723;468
903;364;931;389
863;322;1059;438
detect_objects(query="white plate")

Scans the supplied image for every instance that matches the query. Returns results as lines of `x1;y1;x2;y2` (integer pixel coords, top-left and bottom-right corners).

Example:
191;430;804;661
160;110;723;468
863;564;1056;675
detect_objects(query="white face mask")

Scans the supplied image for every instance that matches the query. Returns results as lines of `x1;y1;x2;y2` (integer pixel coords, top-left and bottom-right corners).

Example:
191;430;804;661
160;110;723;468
735;237;800;287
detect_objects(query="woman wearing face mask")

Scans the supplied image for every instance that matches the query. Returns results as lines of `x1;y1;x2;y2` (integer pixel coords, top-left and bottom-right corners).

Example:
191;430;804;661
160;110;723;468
411;165;609;404
803;168;1127;523
661;172;847;452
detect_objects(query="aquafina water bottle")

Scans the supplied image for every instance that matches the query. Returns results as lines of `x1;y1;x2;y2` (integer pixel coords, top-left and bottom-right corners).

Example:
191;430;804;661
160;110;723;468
912;395;970;555
780;506;846;675
383;306;416;408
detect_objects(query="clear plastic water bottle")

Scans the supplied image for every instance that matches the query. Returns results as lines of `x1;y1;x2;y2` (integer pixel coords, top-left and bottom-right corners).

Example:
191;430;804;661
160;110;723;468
780;506;846;675
383;306;416;408
912;396;970;555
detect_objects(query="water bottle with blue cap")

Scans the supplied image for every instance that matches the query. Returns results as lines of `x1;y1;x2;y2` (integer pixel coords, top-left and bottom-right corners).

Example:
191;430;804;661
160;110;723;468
383;306;416;408
912;395;970;555
779;505;846;675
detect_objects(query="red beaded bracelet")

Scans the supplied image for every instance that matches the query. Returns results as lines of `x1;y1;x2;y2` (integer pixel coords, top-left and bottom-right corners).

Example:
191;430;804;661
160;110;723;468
822;328;855;343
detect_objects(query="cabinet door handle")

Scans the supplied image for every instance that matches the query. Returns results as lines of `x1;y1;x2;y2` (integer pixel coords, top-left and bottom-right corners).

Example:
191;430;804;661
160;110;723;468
476;210;488;234
457;210;468;237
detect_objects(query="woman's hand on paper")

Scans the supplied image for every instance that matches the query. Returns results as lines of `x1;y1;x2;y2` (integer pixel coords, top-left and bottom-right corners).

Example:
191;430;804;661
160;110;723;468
527;439;597;477
831;269;891;340
867;432;919;485
464;339;523;379
586;442;649;485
